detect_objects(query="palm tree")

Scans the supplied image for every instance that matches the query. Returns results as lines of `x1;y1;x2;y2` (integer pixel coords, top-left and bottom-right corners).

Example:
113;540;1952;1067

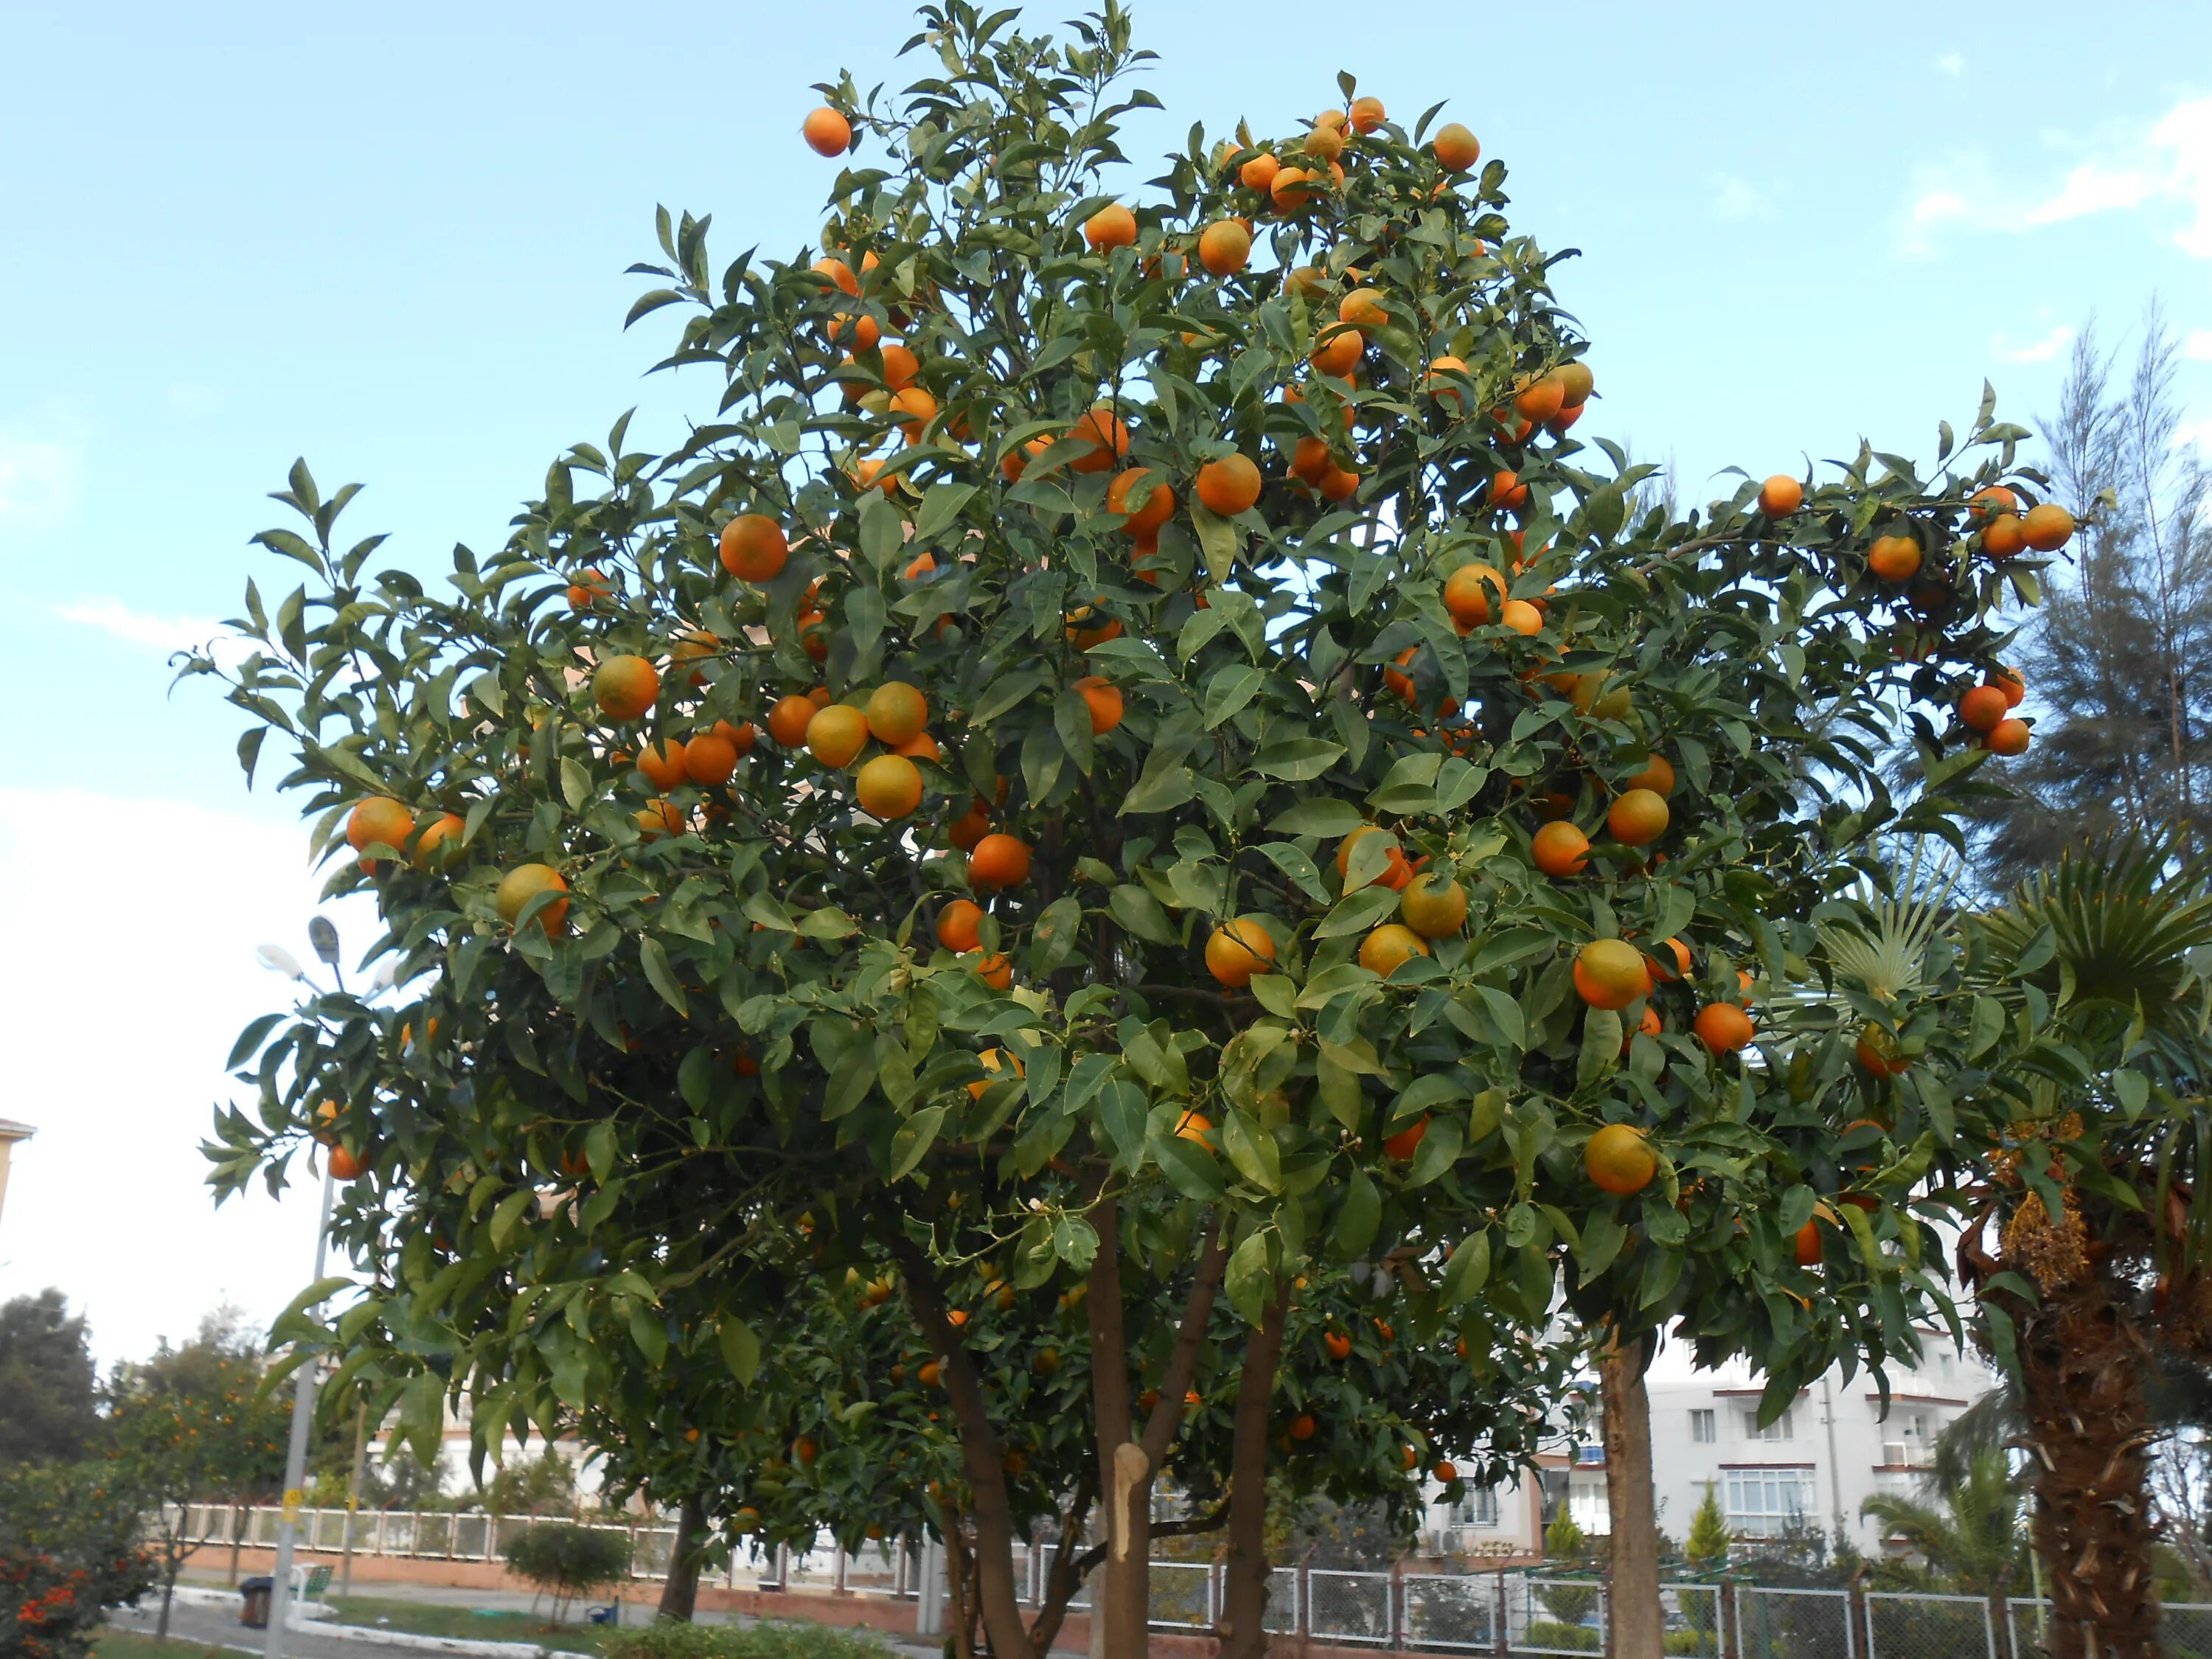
1862;1448;2025;1648
1958;836;2212;1658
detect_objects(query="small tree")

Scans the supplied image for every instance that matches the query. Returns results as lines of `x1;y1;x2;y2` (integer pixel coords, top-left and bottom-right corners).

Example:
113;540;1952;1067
1685;1484;1729;1571
0;1460;154;1659
0;1293;100;1469
481;1447;582;1517
503;1522;633;1626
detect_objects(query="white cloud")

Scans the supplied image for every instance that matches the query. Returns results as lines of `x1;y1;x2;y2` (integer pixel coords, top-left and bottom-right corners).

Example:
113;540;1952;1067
55;599;253;670
1900;94;2212;258
1994;324;2076;364
0;790;380;1369
0;430;83;530
2183;328;2212;361
1709;173;1770;220
2176;417;2212;455
1935;52;1965;77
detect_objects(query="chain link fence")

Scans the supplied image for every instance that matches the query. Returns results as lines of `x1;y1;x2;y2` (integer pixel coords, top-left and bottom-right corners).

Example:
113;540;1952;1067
1735;1585;1855;1659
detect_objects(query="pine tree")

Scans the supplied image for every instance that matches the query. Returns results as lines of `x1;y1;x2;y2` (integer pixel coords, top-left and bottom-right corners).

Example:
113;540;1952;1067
1977;302;2212;883
1686;1484;1730;1568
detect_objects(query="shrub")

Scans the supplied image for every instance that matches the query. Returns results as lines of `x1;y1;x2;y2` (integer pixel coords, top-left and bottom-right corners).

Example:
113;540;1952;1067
501;1523;633;1623
1523;1620;1601;1652
606;1623;895;1659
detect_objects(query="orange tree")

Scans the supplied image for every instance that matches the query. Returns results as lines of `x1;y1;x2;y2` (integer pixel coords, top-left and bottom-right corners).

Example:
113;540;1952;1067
197;4;2070;1653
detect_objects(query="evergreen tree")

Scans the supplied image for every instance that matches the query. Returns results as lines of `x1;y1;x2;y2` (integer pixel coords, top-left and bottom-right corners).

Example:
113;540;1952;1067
0;1291;99;1467
1977;302;2212;883
1686;1484;1730;1569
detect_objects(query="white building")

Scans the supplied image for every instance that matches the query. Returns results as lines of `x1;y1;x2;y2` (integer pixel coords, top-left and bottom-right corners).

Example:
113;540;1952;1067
1422;1332;1994;1559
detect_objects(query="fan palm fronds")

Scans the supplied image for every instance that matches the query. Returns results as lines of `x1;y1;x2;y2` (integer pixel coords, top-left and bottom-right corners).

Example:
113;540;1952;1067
1809;841;1963;1005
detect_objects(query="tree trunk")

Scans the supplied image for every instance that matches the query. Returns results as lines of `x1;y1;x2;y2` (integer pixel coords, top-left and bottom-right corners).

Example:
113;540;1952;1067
1216;1287;1290;1659
891;1234;1035;1659
2017;1273;2163;1659
1082;1200;1228;1658
158;1551;179;1641
655;1494;706;1622
229;1504;245;1587
945;1520;978;1659
1599;1330;1663;1659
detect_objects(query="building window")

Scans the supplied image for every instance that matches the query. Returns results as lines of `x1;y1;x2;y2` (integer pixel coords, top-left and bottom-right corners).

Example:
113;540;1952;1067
1741;1408;1793;1442
1449;1487;1500;1527
1724;1469;1815;1537
1689;1409;1717;1444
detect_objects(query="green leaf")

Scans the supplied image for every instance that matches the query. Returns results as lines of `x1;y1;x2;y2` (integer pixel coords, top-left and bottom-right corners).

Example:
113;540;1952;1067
1030;895;1083;975
1332;1169;1382;1258
560;757;592;812
889;1105;946;1180
627;1302;669;1367
1256;841;1329;905
1269;798;1366;838
1251;738;1345;781
1249;974;1298;1018
1576;1208;1627;1283
640;937;689;1015
1109;883;1179;944
1439;1232;1491;1307
1222;1110;1283;1192
1121;758;1197;815
1576;1009;1621;1085
1224;1229;1274;1326
796;905;857;939
1151;1133;1227;1200
585;1120;617;1182
913;481;978;543
1402;1116;1464;1187
717;1315;762;1387
1187;498;1239;582
490;1189;535;1250
1203;664;1265;728
1316;883;1401;939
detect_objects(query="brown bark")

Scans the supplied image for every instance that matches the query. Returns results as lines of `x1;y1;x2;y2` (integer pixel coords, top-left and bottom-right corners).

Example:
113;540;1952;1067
889;1234;1035;1659
1216;1287;1290;1659
945;1519;978;1659
1084;1201;1228;1655
655;1494;706;1622
1025;1458;1096;1654
2015;1273;2163;1659
1599;1329;1662;1659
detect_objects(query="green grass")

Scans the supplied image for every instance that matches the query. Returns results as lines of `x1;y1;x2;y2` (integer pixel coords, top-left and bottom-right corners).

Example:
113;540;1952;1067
94;1632;234;1659
324;1594;614;1654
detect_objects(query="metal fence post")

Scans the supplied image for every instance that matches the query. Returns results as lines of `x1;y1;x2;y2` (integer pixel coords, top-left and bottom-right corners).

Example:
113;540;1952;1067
1298;1559;1310;1637
1496;1571;1509;1659
1389;1560;1404;1649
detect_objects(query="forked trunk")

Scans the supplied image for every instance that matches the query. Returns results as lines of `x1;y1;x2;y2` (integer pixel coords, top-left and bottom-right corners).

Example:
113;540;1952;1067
1599;1330;1662;1659
2017;1273;2162;1659
655;1494;706;1621
1216;1287;1289;1659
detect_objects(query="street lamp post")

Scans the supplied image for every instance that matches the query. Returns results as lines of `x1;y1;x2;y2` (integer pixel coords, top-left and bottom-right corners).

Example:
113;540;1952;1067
260;917;349;1659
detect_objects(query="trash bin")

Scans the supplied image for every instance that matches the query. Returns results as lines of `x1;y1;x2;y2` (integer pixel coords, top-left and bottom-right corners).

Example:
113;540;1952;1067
240;1576;274;1629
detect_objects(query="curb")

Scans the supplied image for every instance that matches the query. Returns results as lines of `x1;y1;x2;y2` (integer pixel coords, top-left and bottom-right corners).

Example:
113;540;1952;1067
289;1620;579;1658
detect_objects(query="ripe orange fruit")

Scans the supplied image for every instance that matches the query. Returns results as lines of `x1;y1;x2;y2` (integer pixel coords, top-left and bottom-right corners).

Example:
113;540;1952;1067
1398;872;1468;938
947;800;992;850
934;900;985;955
1065;602;1122;648
967;1046;1024;1100
1514;372;1567;425
1574;939;1651;1011
830;310;879;351
1958;685;2008;733
1107;467;1175;535
896;731;942;762
806;703;870;768
637;738;689;791
594;655;660;721
1500;599;1543;636
1270;166;1318;212
411;812;465;869
852;457;899;496
917;1361;942;1388
1607;787;1670;847
1989;667;2025;709
1557;363;1594;408
999;434;1051;481
1531;821;1590;877
970;951;1014;990
1304;123;1345;164
1205;917;1277;987
1075;676;1124;734
1423;355;1469;408
1632;1006;1663;1044
1444;563;1506;627
2023;502;2074;552
1794;1206;1835;1267
567;567;611;608
683;732;738;785
1324;1331;1352;1360
1310;328;1363;377
1383;1115;1430;1160
1759;475;1804;517
1982;513;2026;560
1986;717;2031;757
890;385;939;441
1338;826;1415;891
856;754;925;819
1969;485;2020;523
1433;123;1481;171
1585;1123;1656;1195
1290;1413;1318;1441
1084;203;1138;251
496;863;570;934
1349;95;1385;133
1624;753;1674;797
328;1144;365;1180
1434;1461;1459;1484
877;341;921;391
1491;470;1530;512
1647;937;1691;983
1868;533;1922;582
865;682;929;745
766;695;816;748
812;257;859;296
635;800;685;839
1338;287;1388;328
1319;464;1360;503
802;107;852;157
348;796;414;856
1195;454;1262;516
1694;1002;1756;1054
969;833;1032;889
1068;407;1130;473
1239;152;1281;192
1855;1024;1909;1077
1359;922;1431;977
1198;219;1252;276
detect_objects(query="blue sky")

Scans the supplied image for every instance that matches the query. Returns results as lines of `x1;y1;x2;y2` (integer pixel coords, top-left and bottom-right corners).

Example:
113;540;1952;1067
1;0;2207;1365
